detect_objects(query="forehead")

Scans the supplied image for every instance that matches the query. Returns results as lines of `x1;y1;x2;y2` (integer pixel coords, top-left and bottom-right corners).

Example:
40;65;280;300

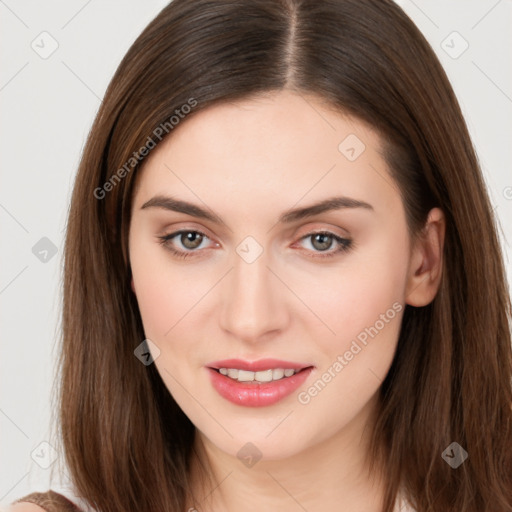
132;91;400;220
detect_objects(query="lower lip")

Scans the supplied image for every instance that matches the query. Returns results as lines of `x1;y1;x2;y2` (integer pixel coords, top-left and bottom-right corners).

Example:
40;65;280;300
206;367;314;407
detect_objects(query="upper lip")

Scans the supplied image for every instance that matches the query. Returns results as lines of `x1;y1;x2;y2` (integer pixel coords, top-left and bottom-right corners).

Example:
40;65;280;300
207;358;313;372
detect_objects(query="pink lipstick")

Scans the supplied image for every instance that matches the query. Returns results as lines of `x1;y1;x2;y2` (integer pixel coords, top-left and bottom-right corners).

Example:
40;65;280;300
206;358;314;407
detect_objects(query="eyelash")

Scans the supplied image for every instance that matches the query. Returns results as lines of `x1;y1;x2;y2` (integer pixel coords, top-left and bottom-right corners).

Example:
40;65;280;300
157;230;353;260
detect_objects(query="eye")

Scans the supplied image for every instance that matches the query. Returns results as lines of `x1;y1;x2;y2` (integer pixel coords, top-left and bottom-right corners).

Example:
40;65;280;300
157;230;214;259
157;229;353;260
297;231;352;259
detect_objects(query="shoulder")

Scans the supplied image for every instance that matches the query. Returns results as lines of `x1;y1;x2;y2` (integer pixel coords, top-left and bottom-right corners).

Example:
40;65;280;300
6;504;46;512
7;490;82;512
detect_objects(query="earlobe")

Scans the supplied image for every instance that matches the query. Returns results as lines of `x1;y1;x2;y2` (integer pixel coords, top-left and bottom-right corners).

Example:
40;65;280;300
405;207;445;307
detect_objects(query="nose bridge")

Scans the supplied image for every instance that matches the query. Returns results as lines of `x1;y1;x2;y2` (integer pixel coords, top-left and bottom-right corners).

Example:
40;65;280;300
219;244;287;340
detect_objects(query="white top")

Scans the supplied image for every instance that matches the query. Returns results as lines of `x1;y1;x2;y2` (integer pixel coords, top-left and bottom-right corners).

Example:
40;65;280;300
393;491;416;512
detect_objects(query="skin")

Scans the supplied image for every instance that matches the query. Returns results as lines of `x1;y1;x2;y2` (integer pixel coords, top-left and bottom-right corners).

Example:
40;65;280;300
127;90;445;512
7;506;44;511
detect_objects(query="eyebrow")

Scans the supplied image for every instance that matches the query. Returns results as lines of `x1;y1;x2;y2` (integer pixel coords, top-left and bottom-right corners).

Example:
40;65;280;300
140;195;374;224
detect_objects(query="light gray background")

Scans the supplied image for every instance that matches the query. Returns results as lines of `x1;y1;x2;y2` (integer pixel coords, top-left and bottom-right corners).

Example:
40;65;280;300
1;0;511;506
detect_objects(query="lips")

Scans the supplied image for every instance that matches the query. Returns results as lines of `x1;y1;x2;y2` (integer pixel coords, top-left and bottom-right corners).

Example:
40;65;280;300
206;358;314;407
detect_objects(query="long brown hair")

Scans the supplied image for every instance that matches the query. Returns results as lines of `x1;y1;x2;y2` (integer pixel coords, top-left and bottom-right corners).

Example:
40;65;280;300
56;0;512;510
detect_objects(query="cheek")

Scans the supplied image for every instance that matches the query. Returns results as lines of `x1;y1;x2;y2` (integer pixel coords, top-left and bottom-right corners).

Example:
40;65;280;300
292;238;408;358
293;255;406;443
130;242;192;340
340;262;405;343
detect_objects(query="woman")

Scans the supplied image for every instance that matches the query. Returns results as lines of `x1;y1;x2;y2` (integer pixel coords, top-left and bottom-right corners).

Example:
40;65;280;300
10;0;512;511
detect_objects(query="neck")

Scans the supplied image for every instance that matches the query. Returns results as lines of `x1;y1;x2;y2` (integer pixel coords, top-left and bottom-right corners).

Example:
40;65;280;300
186;393;387;512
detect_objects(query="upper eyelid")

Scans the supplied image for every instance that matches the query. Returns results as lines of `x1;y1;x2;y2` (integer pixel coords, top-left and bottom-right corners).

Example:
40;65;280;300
160;221;350;239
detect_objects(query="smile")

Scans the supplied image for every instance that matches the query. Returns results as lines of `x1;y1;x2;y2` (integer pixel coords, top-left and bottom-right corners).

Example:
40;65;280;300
206;358;314;407
218;367;299;382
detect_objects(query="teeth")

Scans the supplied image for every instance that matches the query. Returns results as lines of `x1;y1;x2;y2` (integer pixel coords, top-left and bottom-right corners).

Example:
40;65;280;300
238;370;254;382
227;369;239;379
217;367;300;383
255;369;273;382
272;368;284;380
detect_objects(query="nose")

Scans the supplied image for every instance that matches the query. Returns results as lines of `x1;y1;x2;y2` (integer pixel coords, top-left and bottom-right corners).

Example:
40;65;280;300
219;248;290;343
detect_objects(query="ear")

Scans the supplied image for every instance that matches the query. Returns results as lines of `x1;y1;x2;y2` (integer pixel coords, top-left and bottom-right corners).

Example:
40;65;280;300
405;207;445;307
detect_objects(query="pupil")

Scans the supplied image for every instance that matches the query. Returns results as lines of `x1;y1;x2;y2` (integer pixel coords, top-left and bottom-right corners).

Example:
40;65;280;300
313;233;332;251
182;232;202;249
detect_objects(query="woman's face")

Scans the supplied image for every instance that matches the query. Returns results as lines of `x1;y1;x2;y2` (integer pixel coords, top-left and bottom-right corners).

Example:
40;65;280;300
128;90;425;461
